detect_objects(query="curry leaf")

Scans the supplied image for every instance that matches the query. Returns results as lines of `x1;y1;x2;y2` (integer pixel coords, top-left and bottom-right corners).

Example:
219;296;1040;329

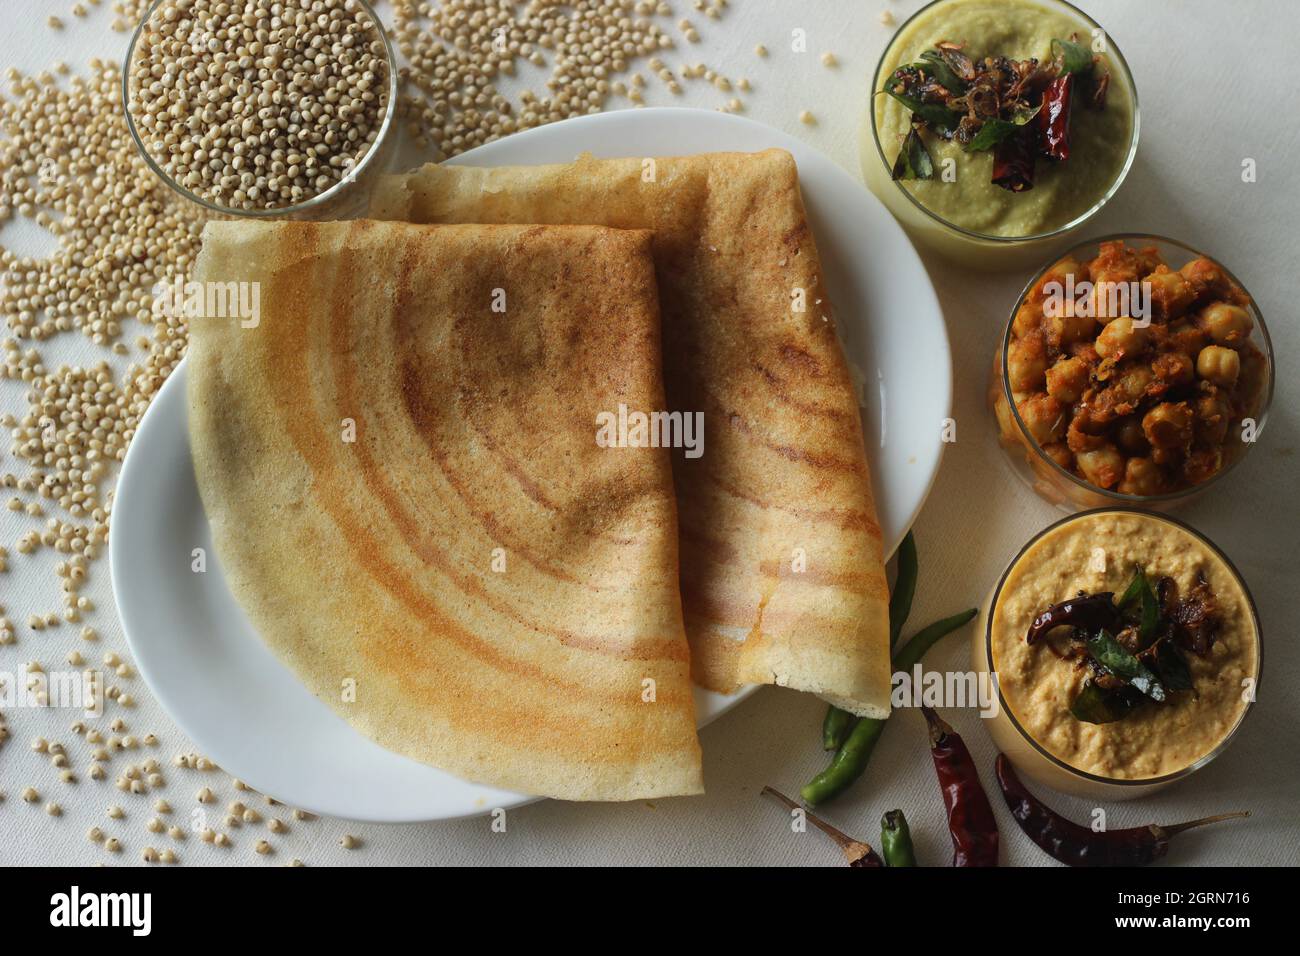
1151;639;1195;692
1117;569;1160;645
1070;681;1141;724
1117;570;1145;606
882;86;962;135
915;50;967;94
1052;37;1095;76
1088;630;1167;702
964;104;1042;152
891;127;935;180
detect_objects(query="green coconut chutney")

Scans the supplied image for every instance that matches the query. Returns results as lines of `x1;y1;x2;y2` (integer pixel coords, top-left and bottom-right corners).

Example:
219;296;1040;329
873;0;1135;237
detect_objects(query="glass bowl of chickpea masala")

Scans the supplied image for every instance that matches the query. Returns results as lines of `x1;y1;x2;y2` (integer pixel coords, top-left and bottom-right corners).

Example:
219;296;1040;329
991;235;1273;509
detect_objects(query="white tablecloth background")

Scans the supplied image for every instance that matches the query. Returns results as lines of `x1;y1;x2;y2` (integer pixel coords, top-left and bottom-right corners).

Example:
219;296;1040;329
2;0;1296;867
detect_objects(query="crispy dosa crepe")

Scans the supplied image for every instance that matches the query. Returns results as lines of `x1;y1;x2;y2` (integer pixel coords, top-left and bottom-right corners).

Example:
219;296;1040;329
370;150;890;717
187;219;703;800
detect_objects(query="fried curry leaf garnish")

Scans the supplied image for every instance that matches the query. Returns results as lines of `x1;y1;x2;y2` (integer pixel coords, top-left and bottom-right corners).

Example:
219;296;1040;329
965;103;1041;152
1051;37;1096;76
1117;569;1161;646
1030;567;1220;725
891;127;936;180
883;83;962;134
1088;630;1167;703
915;49;969;94
1070;680;1141;724
880;35;1110;191
1150;639;1195;693
936;41;978;81
1117;569;1148;607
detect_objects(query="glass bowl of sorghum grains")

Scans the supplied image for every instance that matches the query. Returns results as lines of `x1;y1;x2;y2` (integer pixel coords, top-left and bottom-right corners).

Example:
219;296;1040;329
123;0;398;219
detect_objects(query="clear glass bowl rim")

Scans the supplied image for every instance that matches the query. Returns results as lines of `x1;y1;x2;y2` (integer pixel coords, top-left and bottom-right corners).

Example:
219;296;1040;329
868;0;1141;244
999;231;1276;505
121;0;399;219
983;506;1263;788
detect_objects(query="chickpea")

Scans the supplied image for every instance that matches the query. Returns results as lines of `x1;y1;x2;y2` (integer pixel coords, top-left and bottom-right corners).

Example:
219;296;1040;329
1196;345;1240;386
1200;302;1253;346
1034;256;1088;299
1166;322;1207;356
1196;393;1231;444
1185;448;1224;485
1007;338;1047;393
1180;257;1231;297
1045;356;1089;404
1095;317;1150;359
1151;351;1194;388
1092;241;1143;286
1146;268;1194;321
1011;303;1041;339
1088;281;1129;323
1142;402;1194;450
1049;310;1096;348
1118;457;1163;496
1076;443;1125;489
1018;394;1066;447
1115;417;1149;455
1132;246;1164;277
1114;363;1154;404
1067;416;1108;454
1069;340;1101;366
1040;442;1073;471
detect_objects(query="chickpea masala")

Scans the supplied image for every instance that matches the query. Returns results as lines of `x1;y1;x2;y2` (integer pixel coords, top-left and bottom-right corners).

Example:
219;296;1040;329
1001;241;1267;496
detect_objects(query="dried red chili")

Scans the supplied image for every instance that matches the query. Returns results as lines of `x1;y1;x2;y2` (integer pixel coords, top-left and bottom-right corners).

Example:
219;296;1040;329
920;707;1000;866
1040;73;1074;161
995;754;1248;866
991;128;1037;192
1025;591;1123;644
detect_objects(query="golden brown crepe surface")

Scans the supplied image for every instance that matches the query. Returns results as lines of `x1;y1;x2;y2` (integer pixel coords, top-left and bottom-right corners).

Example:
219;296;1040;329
187;219;703;800
370;150;891;717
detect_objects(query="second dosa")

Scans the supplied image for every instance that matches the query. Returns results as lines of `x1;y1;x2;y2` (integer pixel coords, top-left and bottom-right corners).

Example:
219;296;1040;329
371;150;892;718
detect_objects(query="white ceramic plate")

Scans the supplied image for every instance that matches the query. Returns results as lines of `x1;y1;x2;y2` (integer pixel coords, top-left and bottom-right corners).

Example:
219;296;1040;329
112;108;950;823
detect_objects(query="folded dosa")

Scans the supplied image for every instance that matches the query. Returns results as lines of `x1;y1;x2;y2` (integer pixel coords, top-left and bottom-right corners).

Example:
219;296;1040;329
187;219;703;800
370;150;891;717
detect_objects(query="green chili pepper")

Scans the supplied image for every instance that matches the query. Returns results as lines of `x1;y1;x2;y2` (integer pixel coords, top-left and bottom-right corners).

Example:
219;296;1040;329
894;607;979;673
802;713;887;807
800;608;978;807
888;532;919;650
820;532;919;750
880;809;917;867
821;705;856;751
